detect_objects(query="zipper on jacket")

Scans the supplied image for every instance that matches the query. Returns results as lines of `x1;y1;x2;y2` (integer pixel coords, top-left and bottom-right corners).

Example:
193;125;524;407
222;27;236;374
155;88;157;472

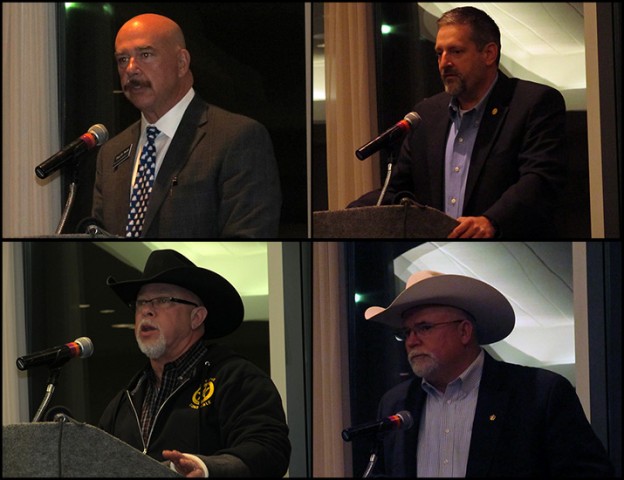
126;377;190;454
126;390;148;454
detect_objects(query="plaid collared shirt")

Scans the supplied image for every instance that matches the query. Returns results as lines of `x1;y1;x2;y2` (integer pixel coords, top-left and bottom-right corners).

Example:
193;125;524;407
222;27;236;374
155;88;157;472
139;340;207;445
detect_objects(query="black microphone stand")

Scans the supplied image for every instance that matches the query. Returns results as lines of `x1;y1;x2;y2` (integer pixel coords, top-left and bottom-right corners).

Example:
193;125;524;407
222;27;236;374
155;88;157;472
362;437;380;478
31;359;69;422
376;151;396;206
54;162;80;235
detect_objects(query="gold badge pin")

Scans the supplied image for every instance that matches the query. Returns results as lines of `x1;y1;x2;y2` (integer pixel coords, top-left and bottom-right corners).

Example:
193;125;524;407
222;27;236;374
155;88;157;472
489;414;496;421
491;108;498;116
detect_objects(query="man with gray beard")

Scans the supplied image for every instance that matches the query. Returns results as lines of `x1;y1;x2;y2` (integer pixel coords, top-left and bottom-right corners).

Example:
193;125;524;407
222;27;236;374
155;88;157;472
364;270;613;477
98;249;290;477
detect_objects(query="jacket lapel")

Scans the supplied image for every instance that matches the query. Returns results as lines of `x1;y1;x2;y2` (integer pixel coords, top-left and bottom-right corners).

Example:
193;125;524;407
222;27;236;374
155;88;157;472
466;352;510;477
109;123;140;234
406;381;426;476
427;101;452;209
464;73;514;206
142;95;209;235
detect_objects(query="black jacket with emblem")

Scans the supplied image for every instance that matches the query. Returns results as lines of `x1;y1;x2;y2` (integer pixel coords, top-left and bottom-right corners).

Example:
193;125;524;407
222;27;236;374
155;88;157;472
98;343;291;477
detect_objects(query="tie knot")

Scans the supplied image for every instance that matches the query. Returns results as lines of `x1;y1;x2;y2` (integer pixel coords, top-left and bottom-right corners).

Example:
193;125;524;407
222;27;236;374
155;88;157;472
146;125;160;140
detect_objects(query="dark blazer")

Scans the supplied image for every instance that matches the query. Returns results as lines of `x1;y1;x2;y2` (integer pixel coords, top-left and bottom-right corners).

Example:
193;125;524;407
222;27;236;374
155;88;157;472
349;72;567;238
92;95;281;238
373;351;613;477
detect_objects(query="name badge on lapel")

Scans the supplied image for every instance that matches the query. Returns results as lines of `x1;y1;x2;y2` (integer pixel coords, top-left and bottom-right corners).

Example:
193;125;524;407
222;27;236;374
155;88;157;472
113;144;133;171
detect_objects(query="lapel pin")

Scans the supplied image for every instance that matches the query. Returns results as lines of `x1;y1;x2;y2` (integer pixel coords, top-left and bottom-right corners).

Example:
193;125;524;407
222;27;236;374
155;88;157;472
170;176;178;197
489;414;496;421
491;108;498;116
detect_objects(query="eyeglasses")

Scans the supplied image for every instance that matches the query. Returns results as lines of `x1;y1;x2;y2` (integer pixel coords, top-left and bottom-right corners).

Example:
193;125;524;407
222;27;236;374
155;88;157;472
130;296;199;310
394;319;464;341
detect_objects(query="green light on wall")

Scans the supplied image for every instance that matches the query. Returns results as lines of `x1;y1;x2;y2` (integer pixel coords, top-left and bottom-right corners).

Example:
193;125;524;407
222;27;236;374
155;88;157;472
64;3;113;16
354;293;363;303
381;24;393;35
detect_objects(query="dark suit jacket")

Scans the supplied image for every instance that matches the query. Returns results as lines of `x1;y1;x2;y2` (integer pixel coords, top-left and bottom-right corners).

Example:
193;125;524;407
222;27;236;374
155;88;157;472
349;72;567;238
374;352;614;477
92;95;281;238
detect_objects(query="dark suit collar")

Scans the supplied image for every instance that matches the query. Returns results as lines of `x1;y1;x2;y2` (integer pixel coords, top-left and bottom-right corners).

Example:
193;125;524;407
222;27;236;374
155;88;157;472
406;379;426;477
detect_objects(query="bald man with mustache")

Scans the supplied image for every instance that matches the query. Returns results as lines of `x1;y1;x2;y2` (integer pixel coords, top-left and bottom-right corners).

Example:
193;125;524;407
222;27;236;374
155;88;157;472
92;14;281;238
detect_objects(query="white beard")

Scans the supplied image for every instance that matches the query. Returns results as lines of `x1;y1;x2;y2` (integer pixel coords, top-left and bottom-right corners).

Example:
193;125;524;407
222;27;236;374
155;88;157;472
408;353;438;379
136;331;167;359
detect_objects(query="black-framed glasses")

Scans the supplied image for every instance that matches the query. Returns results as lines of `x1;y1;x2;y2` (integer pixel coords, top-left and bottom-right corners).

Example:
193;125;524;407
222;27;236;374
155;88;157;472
130;296;199;310
394;319;465;341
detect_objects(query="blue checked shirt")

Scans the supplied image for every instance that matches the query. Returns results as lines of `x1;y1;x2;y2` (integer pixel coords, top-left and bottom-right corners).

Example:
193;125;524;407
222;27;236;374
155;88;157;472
416;349;485;477
444;76;497;217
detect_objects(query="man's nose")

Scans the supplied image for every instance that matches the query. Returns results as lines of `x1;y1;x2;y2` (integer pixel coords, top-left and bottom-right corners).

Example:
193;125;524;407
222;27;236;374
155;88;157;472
137;301;156;316
125;56;140;74
405;329;421;347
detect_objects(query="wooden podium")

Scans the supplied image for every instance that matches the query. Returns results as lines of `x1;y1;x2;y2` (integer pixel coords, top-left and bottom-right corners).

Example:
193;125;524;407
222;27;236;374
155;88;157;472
312;204;459;238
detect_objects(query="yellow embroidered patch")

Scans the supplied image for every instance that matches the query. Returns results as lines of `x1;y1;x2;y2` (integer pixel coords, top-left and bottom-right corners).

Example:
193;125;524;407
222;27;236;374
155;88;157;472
190;377;215;409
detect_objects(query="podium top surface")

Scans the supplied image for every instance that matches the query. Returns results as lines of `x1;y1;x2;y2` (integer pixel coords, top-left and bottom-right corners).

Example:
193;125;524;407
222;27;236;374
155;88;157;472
313;204;459;239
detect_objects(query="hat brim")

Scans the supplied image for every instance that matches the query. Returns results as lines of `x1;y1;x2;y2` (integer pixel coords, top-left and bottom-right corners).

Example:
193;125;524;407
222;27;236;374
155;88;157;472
365;274;514;344
107;267;244;339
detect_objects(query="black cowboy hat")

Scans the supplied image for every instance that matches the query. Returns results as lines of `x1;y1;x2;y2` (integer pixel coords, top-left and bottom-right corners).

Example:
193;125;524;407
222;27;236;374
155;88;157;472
107;249;244;339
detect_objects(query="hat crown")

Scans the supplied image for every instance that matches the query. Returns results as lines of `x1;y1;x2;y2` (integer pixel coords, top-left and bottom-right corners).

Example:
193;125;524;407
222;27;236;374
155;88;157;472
143;250;195;278
405;270;444;289
365;270;515;345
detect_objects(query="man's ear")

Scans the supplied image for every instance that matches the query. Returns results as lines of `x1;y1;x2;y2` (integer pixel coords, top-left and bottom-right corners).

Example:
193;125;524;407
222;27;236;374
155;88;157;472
190;306;207;330
177;49;191;77
460;319;476;345
483;42;498;67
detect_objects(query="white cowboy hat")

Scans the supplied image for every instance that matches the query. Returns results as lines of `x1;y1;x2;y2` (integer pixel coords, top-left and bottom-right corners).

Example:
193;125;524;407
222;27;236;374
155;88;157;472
365;270;515;344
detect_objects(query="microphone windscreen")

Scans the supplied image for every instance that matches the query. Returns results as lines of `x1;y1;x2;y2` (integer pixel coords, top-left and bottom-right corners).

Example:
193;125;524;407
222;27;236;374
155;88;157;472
404;112;421;128
89;124;109;145
74;337;94;358
396;410;413;429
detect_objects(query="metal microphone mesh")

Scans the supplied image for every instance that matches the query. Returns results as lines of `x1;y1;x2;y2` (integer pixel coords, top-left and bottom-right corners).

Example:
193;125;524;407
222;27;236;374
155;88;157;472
396;410;414;429
403;112;421;128
74;337;94;358
88;124;109;145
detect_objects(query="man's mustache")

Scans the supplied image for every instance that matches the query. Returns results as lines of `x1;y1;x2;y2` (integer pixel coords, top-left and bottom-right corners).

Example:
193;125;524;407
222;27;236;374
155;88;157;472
123;79;152;91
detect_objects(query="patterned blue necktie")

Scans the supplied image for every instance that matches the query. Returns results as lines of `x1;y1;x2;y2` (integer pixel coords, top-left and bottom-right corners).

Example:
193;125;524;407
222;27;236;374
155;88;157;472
126;125;160;237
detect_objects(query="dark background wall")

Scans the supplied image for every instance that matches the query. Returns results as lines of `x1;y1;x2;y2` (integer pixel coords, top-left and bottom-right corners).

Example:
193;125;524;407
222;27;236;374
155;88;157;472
344;241;424;477
57;2;307;237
